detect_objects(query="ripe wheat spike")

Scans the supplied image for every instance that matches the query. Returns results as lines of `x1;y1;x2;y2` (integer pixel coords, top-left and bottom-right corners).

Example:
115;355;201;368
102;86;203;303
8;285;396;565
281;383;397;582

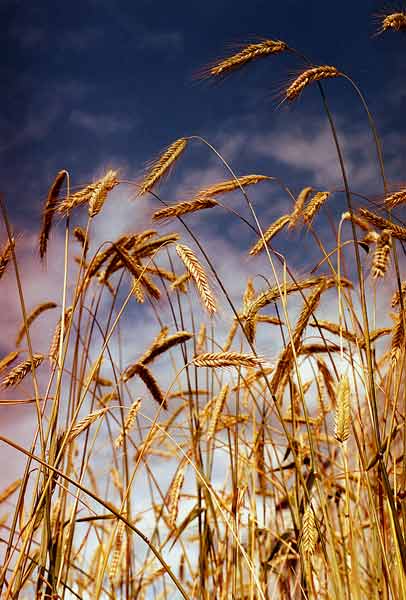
204;40;288;77
286;66;341;101
138;138;187;196
175;244;216;315
39;170;67;259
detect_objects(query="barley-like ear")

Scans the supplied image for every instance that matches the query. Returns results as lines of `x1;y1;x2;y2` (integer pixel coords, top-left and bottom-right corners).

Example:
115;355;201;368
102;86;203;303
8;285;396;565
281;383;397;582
153;197;218;221
67;408;107;443
358;208;406;241
109;520;126;583
371;229;391;278
88;170;119;217
0;237;15;280
49;307;73;366
123;362;167;409
115;398;142;448
379;12;406;33
58;170;119;215
286;66;341;101
301;504;317;555
1;354;44;389
334;374;351;443
249;215;291;256
197;175;272;199
175;244;216;315
390;313;404;366
384;188;406;209
391;282;406;308
139;331;192;365
16;301;57;346
288;187;313;229
207;384;229;440
193;352;265;369
39;170;67;259
302;191;330;225
166;457;188;527
138;138;187;196
204;40;288;77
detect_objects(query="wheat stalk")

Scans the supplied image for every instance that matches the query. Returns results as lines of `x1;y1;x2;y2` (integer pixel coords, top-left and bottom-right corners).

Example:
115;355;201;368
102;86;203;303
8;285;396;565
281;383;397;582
16;301;57;346
175;244;216;315
138;138;187;195
205;40;288;77
39;170;67;259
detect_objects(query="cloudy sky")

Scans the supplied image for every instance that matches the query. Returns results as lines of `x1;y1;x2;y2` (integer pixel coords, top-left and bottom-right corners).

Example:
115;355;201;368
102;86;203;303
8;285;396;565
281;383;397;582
0;0;405;493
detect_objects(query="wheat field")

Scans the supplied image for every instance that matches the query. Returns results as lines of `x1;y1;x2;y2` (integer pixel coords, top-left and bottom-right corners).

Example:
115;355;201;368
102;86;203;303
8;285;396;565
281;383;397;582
0;10;406;600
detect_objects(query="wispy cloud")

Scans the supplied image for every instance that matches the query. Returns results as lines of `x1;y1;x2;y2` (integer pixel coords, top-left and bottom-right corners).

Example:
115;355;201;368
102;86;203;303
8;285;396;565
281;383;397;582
70;109;136;135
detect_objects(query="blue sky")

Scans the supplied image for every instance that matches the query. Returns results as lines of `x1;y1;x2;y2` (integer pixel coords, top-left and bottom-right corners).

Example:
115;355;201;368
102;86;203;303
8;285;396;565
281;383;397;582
1;0;405;226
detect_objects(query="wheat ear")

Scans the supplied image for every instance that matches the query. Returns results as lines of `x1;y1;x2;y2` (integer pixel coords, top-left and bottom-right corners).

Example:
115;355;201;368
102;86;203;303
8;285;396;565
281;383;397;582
371;230;391;278
288;186;313;229
207;384;229;440
334;374;351;443
286;66;341;101
115;399;142;448
380;12;406;33
193;352;265;368
205;40;287;77
138;138;187;196
153;197;218;221
175;244;216;315
301;504;317;555
0;237;15;280
358;208;406;240
249;215;290;255
1;354;44;388
39;170;67;259
0;351;20;374
302;191;330;225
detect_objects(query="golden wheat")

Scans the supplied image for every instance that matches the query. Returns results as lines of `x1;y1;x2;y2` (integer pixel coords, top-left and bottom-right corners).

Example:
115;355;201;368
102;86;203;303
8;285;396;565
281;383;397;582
1;354;44;388
207;384;229;440
286;66;341;101
205;40;288;77
138;138;187;196
371;229;391;278
175;244;216;315
249;215;291;255
358;208;406;240
0;237;15;280
334;374;351;442
153;197;218;221
193;352;265;368
288;186;313;229
302;191;330;225
115;398;142;448
39;170;67;259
